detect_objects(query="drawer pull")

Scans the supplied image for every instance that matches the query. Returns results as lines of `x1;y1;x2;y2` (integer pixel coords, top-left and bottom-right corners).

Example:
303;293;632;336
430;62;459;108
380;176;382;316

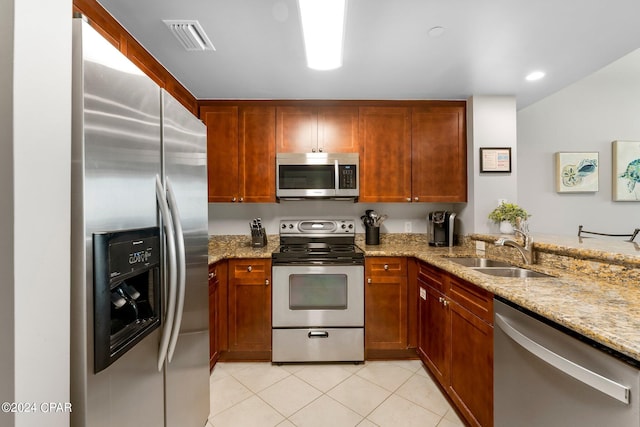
308;331;329;339
208;272;215;279
247;265;252;272
368;278;372;284
384;264;389;271
265;279;269;286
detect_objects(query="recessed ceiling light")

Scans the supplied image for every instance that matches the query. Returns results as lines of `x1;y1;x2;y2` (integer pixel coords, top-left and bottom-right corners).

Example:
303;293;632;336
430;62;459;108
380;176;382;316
428;26;445;37
525;71;545;81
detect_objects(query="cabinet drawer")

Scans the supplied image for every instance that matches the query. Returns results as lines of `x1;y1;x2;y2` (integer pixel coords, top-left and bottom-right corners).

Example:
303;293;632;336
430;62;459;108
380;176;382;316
448;275;493;323
366;257;407;276
417;261;446;293
230;259;270;280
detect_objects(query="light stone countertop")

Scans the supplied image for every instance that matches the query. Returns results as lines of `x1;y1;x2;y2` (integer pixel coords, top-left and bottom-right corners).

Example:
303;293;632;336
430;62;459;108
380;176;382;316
208;232;640;363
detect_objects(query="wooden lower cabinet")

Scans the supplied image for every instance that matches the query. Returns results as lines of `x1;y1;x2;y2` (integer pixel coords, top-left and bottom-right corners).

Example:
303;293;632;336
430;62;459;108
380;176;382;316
365;257;411;357
416;261;494;427
208;261;227;370
226;259;272;360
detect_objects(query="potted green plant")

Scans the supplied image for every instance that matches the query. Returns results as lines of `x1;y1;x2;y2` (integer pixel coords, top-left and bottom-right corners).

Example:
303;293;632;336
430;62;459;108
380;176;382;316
488;202;531;233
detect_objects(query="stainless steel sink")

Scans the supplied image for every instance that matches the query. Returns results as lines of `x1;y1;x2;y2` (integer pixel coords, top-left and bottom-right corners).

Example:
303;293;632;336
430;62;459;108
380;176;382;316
447;257;513;268
473;267;553;278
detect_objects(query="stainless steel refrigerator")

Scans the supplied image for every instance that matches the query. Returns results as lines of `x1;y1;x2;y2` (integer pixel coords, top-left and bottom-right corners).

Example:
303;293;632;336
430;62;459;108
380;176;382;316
70;18;209;427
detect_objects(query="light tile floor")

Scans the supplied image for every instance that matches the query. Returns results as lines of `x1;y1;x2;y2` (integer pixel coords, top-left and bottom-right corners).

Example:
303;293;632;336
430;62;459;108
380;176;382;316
207;360;465;427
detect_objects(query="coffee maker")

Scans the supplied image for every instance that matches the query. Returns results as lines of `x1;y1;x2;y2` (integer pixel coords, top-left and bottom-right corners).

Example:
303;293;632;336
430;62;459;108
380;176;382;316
428;211;456;247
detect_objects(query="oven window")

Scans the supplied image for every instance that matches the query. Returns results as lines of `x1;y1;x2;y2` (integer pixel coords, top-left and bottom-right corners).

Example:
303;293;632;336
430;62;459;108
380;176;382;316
279;165;335;190
289;274;347;310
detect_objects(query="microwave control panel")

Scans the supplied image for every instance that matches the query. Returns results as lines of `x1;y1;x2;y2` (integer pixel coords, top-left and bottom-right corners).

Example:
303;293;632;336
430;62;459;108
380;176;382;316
338;164;357;189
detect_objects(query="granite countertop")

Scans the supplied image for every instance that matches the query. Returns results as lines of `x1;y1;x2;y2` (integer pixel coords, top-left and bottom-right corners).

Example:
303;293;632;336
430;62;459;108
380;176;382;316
208;232;640;363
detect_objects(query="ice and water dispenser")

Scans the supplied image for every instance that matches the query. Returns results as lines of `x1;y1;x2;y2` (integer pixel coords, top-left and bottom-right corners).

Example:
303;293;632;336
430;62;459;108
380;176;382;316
93;227;161;373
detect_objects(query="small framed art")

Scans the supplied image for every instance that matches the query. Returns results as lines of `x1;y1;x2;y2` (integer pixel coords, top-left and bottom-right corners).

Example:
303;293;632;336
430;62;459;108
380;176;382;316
613;140;640;201
555;152;599;193
480;147;511;173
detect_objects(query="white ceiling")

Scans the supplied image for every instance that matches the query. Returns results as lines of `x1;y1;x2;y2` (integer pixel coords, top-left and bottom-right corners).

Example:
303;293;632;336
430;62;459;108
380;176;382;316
96;0;640;109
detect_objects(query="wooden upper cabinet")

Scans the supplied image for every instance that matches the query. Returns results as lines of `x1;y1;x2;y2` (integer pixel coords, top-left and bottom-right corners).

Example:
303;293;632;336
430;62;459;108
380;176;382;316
276;106;359;153
201;105;276;203
359;107;412;202
239;106;276;203
200;106;239;203
411;104;467;202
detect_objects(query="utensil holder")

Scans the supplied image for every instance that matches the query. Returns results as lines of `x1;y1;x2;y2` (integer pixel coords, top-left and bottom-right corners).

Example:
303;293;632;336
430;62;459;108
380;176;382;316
365;226;380;245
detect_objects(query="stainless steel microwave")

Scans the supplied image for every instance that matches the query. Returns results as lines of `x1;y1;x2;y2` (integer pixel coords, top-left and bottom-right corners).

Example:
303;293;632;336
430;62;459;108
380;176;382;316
276;152;359;200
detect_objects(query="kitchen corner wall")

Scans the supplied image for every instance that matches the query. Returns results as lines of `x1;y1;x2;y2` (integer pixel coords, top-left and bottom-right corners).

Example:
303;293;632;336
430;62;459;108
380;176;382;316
208;201;459;236
460;96;518;235
518;48;640;235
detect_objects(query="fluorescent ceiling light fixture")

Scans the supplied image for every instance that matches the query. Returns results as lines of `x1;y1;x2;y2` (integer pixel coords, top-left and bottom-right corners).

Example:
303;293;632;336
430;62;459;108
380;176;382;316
163;20;215;51
298;0;346;70
525;70;545;81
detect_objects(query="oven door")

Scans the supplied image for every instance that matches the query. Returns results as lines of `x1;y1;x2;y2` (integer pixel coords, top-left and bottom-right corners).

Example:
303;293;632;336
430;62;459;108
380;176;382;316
272;264;364;327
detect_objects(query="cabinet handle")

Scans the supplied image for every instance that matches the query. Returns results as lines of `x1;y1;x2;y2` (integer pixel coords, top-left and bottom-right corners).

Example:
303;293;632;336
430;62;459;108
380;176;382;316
312;147;316;153
208;272;215;279
443;299;449;307
406;197;411;202
231;197;237;202
438;296;444;304
239;197;244;202
265;279;269;286
383;264;389;271
414;197;419;202
367;278;372;284
318;147;323;152
247;265;252;272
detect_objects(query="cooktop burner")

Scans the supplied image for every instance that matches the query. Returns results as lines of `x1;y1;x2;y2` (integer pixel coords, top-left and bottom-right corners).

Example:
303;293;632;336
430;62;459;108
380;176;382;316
272;219;364;265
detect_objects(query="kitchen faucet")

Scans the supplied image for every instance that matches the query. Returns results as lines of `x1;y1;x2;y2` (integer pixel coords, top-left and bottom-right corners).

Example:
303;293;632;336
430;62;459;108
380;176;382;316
495;228;534;265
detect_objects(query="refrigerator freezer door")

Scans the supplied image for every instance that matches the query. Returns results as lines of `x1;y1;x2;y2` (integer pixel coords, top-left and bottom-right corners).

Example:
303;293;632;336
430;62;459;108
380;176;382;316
161;89;210;427
71;19;164;427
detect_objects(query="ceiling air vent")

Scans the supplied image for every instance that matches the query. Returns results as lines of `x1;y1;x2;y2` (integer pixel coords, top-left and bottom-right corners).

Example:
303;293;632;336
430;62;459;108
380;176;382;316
163;20;215;51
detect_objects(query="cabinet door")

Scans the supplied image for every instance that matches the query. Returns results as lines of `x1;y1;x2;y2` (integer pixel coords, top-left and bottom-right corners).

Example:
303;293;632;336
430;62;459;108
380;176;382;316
365;258;408;350
317;106;359;153
411;105;466;202
239;106;276;202
276;106;317;152
359;107;411;202
417;282;450;385
449;302;493;427
227;259;271;353
208;261;227;369
201;106;239;202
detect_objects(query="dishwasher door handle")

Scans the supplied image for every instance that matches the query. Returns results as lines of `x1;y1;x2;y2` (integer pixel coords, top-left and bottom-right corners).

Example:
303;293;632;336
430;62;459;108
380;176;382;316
495;313;630;404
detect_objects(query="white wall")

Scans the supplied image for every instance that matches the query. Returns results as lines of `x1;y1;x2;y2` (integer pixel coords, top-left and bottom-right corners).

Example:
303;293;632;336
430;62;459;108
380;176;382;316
518;49;640;235
208;201;459;235
461;96;518;234
7;1;72;427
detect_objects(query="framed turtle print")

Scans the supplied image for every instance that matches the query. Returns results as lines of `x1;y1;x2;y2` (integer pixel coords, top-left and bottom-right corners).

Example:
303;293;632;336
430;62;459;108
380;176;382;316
555;152;599;193
613;140;640;201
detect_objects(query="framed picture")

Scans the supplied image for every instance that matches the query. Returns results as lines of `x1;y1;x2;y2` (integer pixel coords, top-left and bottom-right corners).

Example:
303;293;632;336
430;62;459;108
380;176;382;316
555;152;599;193
613;140;640;201
480;147;511;173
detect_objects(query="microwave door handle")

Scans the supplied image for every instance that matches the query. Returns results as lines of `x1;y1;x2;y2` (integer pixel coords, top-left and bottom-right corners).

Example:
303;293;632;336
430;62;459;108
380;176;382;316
165;178;185;363
155;175;177;372
334;159;339;193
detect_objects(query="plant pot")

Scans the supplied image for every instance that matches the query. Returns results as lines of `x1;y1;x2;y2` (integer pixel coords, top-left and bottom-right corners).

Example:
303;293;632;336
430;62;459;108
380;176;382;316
499;221;514;234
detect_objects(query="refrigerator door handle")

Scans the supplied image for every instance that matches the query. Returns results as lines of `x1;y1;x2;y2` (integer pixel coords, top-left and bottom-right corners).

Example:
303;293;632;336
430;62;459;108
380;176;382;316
165;178;186;362
495;313;630;404
156;175;178;371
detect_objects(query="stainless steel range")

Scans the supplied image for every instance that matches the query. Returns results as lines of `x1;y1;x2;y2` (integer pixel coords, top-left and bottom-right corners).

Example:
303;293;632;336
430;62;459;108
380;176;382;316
271;219;364;363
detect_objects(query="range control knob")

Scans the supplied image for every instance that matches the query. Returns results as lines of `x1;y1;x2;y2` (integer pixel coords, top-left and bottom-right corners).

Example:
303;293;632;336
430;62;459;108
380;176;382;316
289;224;294;229
348;224;354;229
281;224;287;229
341;223;347;229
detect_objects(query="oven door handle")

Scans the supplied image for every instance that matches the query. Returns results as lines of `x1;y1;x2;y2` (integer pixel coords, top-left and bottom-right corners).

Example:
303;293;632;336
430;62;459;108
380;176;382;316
308;331;329;339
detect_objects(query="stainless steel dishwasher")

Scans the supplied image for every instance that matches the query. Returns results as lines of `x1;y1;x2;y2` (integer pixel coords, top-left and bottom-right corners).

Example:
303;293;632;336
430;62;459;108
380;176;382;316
494;298;640;427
